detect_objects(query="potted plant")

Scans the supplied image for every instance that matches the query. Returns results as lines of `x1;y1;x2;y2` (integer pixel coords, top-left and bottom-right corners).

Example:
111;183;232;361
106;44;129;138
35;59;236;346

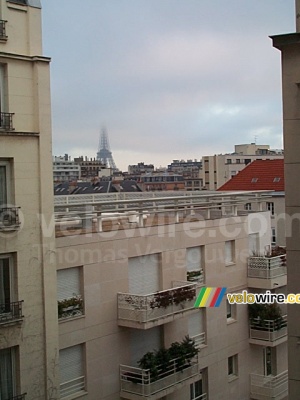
57;295;83;319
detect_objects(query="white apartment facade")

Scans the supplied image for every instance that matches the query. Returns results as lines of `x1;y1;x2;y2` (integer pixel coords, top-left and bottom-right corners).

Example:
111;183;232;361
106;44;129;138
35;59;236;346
0;1;59;399
202;144;284;190
53;155;81;183
54;191;288;400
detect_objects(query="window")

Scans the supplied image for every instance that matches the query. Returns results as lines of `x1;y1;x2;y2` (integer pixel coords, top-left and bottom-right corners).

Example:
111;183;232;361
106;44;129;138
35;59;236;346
251;177;258;183
273;177;281;182
236;159;240;164
0;255;22;324
190;378;203;400
186;247;204;284
128;254;160;295
263;347;275;376
267;202;275;216
245;203;252;211
188;311;205;347
226;159;232;164
228;355;238;379
226;300;236;322
0;347;18;399
57;267;83;320
271;228;276;245
0;161;10;205
59;345;85;398
225;241;235;265
231;171;236;176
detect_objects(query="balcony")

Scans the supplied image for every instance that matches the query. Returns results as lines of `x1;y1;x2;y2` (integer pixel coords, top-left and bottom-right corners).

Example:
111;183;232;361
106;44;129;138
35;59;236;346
0;207;21;231
120;355;199;400
60;376;85;399
0;112;14;131
249;315;287;347
118;282;197;329
0;20;7;40
250;371;288;400
0;301;24;325
248;254;287;289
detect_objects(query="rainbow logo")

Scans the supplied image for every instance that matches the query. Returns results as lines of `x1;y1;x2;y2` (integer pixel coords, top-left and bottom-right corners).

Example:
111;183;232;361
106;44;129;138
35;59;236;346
194;287;227;308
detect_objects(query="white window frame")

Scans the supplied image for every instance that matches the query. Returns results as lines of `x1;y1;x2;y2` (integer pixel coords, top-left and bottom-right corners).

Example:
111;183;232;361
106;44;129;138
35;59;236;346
225;241;235;265
190;378;204;400
59;344;86;398
0;160;11;205
186;246;204;284
0;254;14;308
57;267;83;320
228;354;238;380
226;300;236;323
267;202;275;216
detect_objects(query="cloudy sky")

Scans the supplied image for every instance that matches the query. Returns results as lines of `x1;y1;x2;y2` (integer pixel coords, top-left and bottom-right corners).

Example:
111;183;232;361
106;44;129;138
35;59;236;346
41;0;294;171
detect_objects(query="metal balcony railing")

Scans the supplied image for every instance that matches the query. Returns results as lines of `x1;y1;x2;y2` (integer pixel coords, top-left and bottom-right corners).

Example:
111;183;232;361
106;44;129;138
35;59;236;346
0;20;7;39
118;282;197;327
250;370;288;399
0;207;21;230
7;394;27;400
120;354;199;399
194;395;207;400
248;255;286;279
249;315;287;343
0;112;14;130
60;376;85;398
0;301;24;324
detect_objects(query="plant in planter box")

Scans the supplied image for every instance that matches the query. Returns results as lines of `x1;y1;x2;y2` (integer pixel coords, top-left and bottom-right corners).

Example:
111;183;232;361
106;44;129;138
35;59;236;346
173;286;196;306
187;269;204;282
150;290;173;309
57;295;83;319
138;351;158;383
248;303;285;331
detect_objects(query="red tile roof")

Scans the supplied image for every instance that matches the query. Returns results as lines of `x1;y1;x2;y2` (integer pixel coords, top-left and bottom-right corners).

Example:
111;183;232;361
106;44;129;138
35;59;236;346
218;159;284;191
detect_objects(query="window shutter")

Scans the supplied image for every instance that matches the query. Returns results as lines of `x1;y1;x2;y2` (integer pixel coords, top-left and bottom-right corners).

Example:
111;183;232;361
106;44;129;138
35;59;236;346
59;345;83;384
130;327;161;365
57;268;80;301
225;242;232;264
188;311;203;337
186;247;201;272
128;254;159;295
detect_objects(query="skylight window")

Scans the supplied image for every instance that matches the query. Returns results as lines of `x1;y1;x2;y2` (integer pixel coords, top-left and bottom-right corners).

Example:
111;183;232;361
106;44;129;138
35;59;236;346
251;178;258;183
273;177;281;182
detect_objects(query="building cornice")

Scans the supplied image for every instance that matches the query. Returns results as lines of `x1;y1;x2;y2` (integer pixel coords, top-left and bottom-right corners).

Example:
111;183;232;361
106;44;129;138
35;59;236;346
0;52;51;62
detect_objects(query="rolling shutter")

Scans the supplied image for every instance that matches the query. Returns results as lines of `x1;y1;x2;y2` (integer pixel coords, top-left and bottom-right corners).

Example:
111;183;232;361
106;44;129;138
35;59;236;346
59;345;83;385
188;311;204;337
57;267;80;301
130;327;161;366
186;247;201;272
128;254;159;295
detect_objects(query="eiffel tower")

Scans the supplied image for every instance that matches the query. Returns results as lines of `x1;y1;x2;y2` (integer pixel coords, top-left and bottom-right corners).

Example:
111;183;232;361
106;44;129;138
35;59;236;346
96;127;118;171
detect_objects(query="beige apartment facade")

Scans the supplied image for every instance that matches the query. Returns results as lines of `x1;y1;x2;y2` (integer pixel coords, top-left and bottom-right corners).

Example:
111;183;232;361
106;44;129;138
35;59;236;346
202;144;284;190
0;1;59;399
271;1;300;397
54;192;288;400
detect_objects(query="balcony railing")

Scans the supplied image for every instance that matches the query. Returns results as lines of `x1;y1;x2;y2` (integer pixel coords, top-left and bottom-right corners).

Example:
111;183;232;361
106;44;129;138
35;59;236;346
120;354;199;400
7;394;27;400
248;255;286;279
0;301;24;325
0;112;14;130
0;207;21;230
191;332;206;349
60;376;85;398
118;282;197;329
0;20;7;40
250;370;288;399
249;315;287;344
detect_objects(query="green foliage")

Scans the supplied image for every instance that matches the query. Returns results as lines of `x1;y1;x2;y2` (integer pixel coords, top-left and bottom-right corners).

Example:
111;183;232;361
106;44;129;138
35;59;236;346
57;295;83;319
136;336;198;383
248;303;286;331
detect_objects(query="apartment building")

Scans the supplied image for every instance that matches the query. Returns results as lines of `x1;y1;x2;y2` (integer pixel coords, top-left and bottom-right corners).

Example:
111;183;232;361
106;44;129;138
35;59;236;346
218;159;286;247
53;155;81;183
54;191;288;400
271;1;300;397
202;144;284;190
167;160;203;191
0;1;59;399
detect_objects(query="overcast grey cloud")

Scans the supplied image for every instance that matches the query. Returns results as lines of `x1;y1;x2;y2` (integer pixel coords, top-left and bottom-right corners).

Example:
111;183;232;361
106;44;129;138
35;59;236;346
41;0;294;170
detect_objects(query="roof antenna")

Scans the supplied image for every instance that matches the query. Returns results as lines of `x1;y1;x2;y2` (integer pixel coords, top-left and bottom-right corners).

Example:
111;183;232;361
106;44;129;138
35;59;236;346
254;135;258;144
